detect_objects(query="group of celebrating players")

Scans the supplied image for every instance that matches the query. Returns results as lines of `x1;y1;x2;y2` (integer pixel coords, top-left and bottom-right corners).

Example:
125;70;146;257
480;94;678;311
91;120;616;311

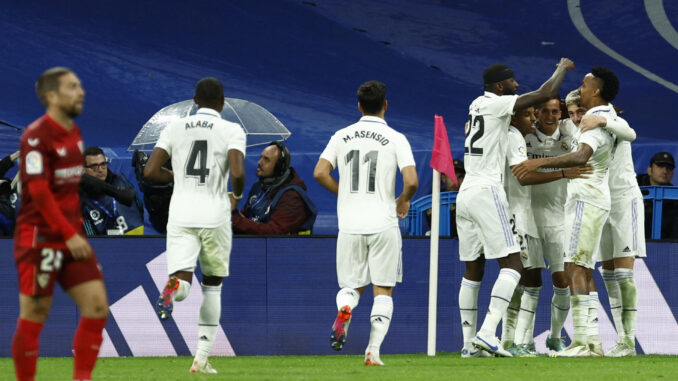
458;58;642;358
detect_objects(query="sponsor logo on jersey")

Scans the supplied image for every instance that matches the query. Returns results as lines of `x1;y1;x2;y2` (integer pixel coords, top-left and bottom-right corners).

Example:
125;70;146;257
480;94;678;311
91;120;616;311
25;151;43;175
54;165;84;179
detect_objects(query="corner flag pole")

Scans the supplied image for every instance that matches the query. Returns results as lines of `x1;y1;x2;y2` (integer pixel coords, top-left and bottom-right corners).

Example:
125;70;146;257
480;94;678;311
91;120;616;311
428;169;441;356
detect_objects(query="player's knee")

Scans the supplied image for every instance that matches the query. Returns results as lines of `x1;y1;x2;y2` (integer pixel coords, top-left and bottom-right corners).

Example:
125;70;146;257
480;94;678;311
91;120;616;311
24;305;50;322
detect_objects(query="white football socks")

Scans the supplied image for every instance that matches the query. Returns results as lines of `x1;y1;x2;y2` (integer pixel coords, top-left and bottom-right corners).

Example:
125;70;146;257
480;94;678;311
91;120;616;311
615;268;637;347
459;278;481;349
174;278;191;302
571;294;590;346
336;288;360;311
514;286;540;345
501;285;523;347
550;286;570;339
478;268;521;339
194;283;222;365
602;269;624;339
587;291;600;343
367;295;393;357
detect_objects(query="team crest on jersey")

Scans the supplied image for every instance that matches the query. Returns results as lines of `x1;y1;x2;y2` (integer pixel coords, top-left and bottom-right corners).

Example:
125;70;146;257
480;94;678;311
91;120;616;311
561;141;571;151
25;151;43;175
37;273;50;289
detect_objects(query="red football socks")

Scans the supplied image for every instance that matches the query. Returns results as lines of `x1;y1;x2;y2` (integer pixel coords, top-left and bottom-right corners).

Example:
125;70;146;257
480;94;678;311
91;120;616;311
72;317;106;380
12;318;44;381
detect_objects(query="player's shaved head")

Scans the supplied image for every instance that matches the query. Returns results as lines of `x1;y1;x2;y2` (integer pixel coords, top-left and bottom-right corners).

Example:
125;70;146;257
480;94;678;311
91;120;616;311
357;80;387;115
590;67;619;102
194;77;225;111
36;66;73;107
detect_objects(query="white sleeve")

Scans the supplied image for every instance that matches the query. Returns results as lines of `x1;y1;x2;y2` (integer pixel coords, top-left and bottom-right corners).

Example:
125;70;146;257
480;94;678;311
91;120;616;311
227;125;247;156
506;129;528;167
396;133;416;170
155;124;172;155
487;95;518;117
559;119;579;137
604;116;636;142
579;129;605;152
319;134;339;169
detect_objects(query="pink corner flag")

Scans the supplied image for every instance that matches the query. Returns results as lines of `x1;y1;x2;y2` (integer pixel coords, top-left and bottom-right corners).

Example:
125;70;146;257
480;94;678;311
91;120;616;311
429;115;457;186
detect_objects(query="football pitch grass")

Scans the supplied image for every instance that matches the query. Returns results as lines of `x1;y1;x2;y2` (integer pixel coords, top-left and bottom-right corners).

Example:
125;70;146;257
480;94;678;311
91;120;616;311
2;353;677;380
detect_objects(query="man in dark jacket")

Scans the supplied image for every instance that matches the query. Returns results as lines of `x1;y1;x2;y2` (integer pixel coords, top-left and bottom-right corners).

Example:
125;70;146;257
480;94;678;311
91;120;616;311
637;151;678;239
232;141;316;235
81;146;145;235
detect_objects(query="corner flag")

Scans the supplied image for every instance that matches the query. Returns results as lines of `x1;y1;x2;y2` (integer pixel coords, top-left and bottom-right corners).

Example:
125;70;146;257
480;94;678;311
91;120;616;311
429;115;457;186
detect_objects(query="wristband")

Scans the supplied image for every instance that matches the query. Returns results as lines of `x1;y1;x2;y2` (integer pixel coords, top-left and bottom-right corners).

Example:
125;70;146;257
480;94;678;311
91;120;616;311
231;192;243;200
561;169;565;178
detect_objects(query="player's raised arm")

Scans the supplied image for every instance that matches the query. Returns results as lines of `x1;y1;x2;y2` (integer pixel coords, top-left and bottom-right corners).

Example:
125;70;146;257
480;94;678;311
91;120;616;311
313;158;338;195
143;147;174;183
514;58;575;111
396;166;418;218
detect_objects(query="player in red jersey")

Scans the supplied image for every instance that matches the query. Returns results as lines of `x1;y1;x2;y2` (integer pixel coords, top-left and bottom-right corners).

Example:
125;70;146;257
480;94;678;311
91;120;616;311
12;67;108;381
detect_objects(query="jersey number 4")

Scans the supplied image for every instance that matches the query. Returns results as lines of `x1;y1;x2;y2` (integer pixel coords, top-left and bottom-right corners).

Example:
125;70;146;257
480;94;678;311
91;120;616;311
464;115;484;155
345;150;378;193
186;140;210;184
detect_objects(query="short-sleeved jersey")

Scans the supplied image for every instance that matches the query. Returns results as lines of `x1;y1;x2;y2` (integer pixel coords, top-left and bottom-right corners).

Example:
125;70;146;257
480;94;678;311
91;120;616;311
155;108;246;228
15;115;85;249
461;92;518;189
566;105;616;210
525;120;575;227
319;116;415;234
504;126;538;237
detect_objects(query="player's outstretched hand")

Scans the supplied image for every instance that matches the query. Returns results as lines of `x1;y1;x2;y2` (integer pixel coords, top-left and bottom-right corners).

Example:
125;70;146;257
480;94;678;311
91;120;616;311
66;234;93;260
558;58;575;71
512;159;542;180
564;164;593;179
396;196;410;219
579;115;606;133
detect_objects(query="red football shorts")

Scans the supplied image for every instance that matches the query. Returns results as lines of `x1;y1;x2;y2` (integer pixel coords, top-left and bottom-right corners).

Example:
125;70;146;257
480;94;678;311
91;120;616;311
15;246;104;296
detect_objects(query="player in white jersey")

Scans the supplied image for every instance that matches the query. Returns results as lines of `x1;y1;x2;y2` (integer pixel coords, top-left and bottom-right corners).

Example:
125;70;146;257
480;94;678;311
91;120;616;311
577;105;643;358
456;58;575;358
500;104;591;356
314;81;418;366
513;67;622;357
144;77;246;373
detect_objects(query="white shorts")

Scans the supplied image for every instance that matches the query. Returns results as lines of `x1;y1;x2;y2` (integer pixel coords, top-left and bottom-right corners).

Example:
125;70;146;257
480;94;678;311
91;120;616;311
166;220;232;277
520;233;544;270
596;196;646;262
456;185;521;261
336;227;402;289
563;200;609;269
534;225;566;273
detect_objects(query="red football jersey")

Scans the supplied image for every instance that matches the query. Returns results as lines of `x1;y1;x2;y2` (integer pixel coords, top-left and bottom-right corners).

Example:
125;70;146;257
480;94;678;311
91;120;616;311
14;114;85;250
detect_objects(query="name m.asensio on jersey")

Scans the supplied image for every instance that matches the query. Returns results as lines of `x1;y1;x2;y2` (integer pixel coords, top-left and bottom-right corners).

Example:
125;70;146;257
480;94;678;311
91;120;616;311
342;130;389;145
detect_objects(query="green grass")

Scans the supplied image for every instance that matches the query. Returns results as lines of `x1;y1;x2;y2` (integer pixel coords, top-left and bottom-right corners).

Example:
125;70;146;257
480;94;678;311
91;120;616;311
2;353;676;380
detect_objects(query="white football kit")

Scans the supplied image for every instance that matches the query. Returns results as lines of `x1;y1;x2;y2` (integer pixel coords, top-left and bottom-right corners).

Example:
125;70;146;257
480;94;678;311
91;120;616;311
155;107;247;276
457;92;521;261
320;116;415;288
505;126;540;268
597;127;646;261
563;105;616;269
524;120;576;273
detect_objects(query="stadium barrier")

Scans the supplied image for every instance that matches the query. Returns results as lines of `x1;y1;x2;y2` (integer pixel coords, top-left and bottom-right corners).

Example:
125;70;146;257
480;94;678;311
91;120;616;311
0;237;676;357
406;186;678;238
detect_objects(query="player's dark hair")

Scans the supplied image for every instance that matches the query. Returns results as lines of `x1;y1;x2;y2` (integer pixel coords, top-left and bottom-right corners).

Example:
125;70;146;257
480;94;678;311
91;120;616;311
194;77;224;108
268;141;290;177
35;66;73;107
591;66;619;102
538;95;561;110
83;146;105;159
357;81;386;115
